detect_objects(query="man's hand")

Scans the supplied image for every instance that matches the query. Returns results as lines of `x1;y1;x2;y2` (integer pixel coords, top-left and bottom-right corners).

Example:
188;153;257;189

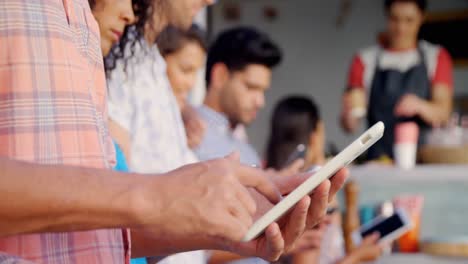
272;168;349;228
224;167;349;260
226;195;311;261
130;157;348;261
287;214;332;254
132;153;280;240
290;224;327;253
181;104;206;149
265;159;305;178
395;87;453;127
394;94;423;118
132;153;311;261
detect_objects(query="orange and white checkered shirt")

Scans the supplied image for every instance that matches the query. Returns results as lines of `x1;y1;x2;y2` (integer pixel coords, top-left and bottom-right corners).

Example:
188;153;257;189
0;0;128;263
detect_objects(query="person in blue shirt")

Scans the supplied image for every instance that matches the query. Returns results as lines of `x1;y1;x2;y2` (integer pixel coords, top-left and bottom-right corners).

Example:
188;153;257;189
113;142;147;264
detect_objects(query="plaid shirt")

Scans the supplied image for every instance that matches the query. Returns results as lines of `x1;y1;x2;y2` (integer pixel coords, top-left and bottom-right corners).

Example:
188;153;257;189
0;0;128;263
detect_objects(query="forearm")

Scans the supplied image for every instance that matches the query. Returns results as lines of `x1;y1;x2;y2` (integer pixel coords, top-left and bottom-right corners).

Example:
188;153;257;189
418;86;452;126
0;158;140;237
336;253;358;264
291;250;320;264
340;111;360;134
131;230;216;258
208;251;245;264
418;100;451;126
341;89;365;134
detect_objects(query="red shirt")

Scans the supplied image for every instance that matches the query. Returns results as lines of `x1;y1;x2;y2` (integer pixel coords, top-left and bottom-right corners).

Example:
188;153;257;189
347;40;453;92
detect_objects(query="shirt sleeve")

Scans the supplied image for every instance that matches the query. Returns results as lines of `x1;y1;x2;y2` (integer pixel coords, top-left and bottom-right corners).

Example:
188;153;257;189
107;63;134;132
347;54;365;90
432;47;454;91
184;149;199;165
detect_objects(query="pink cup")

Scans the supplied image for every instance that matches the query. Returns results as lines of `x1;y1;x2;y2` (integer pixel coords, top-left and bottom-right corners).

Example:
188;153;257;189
395;122;419;144
394;122;419;169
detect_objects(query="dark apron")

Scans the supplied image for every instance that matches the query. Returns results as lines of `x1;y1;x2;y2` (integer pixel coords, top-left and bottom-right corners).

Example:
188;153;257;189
367;47;431;160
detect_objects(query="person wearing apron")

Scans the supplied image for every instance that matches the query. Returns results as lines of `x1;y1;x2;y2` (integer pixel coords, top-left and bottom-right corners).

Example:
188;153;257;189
340;0;453;160
366;47;431;159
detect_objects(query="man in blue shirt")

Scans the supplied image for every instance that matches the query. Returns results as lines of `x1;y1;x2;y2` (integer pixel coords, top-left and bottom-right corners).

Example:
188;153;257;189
195;26;309;264
195;27;281;167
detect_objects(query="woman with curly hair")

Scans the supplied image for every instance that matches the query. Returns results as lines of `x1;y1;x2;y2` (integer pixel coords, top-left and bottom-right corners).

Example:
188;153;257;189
90;0;145;262
103;0;154;74
106;1;215;264
106;0;214;162
105;0;206;74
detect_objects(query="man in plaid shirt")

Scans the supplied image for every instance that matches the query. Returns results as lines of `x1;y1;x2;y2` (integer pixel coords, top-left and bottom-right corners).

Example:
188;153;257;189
0;0;128;262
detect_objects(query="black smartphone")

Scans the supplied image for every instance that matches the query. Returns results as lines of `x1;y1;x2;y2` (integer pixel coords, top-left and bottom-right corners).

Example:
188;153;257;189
283;144;307;168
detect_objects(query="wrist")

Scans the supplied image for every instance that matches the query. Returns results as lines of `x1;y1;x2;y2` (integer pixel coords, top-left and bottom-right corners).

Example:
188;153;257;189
343;251;359;264
125;174;162;229
415;97;429;116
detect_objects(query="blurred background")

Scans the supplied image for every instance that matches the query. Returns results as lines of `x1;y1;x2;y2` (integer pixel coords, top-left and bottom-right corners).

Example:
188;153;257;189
191;1;468;262
195;0;468;153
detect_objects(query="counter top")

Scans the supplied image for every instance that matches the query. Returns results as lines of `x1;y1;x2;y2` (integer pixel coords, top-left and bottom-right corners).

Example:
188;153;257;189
373;253;467;264
341;164;468;239
349;164;468;183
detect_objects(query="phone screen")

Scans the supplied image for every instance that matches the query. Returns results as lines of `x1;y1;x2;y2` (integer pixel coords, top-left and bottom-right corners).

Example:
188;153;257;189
361;213;404;239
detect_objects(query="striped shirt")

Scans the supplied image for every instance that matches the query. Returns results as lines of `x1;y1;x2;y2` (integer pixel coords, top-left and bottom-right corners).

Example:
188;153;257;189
0;0;128;263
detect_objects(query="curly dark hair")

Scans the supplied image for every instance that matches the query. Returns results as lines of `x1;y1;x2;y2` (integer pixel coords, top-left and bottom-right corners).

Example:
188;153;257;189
103;0;159;74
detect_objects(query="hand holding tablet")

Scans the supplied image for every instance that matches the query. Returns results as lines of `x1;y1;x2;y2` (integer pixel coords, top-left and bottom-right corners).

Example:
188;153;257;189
243;122;385;242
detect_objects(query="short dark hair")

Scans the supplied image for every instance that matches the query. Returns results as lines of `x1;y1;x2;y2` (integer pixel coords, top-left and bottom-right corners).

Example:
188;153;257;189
206;27;282;86
157;24;207;57
384;0;427;12
265;96;320;170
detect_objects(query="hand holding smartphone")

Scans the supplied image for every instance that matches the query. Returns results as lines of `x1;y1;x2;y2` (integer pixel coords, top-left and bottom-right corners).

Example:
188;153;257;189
352;209;412;245
283;144;307;168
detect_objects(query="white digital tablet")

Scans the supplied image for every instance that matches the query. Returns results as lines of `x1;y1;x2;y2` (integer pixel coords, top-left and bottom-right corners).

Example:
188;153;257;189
242;121;385;242
352;208;412;245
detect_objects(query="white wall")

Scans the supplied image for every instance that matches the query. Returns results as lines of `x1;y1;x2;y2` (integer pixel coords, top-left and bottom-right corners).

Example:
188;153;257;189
190;8;208;106
210;0;468;156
